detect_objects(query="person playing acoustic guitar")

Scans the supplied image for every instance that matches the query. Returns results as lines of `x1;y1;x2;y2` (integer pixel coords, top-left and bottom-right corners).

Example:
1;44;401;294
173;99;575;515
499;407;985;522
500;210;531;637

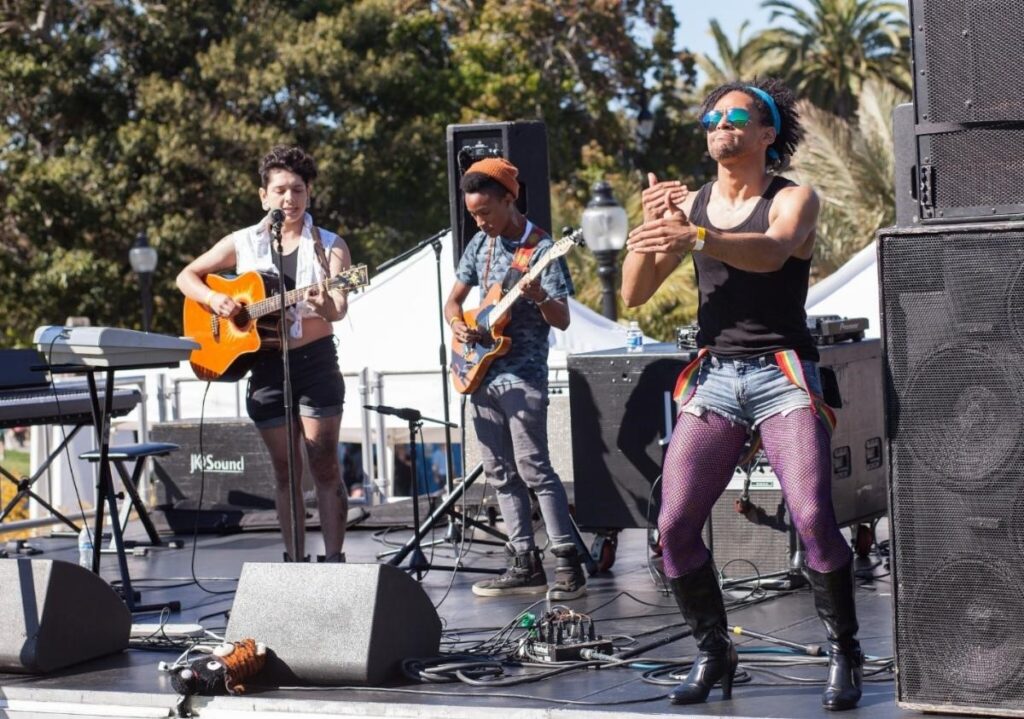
444;157;586;599
176;145;350;564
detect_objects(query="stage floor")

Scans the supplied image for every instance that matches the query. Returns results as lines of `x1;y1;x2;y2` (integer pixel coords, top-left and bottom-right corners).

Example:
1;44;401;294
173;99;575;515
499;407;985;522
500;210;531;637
0;507;947;719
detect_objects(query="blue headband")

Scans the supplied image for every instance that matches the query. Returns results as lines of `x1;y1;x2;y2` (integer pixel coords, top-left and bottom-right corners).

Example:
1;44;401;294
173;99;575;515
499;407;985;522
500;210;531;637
745;85;781;162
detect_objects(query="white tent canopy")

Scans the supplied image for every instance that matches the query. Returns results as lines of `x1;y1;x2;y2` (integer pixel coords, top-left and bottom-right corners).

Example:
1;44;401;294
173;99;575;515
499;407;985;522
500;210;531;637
806;241;880;338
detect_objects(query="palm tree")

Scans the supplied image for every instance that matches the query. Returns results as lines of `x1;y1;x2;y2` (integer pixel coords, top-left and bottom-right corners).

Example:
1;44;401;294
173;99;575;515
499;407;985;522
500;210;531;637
787;78;910;277
695;19;782;92
757;0;910;119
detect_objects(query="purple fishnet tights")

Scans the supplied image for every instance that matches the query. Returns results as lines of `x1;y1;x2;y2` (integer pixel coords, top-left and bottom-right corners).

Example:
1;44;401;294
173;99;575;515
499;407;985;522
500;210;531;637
659;408;851;578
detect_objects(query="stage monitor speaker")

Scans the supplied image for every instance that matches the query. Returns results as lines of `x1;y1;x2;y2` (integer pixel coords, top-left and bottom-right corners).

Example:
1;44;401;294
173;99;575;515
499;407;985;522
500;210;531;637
0;559;130;673
225;563;441;686
446;121;551;263
905;0;1024;224
879;222;1024;716
568;341;887;531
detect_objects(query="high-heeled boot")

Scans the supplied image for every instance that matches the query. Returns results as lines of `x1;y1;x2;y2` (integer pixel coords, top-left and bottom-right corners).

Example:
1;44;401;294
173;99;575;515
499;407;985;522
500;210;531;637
667;558;739;704
804;561;863;711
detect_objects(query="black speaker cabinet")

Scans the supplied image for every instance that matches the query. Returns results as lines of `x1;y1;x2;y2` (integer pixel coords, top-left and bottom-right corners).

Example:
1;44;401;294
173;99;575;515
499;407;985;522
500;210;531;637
0;559;130;673
568;340;887;532
149;419;314;532
225;563;441;686
905;0;1024;223
446;121;551;263
879;222;1024;716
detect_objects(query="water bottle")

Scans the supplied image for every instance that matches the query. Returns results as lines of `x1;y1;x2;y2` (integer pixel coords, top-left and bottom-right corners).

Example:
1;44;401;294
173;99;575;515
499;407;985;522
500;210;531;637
78;526;94;569
625;320;643;353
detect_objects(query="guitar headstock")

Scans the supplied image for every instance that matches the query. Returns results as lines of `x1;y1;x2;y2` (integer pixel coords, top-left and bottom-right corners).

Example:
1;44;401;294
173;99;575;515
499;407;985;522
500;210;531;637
329;264;371;293
550;227;585;258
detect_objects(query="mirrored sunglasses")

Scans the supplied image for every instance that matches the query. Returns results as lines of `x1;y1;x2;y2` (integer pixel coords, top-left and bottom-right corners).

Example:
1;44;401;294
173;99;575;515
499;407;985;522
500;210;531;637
701;107;752;131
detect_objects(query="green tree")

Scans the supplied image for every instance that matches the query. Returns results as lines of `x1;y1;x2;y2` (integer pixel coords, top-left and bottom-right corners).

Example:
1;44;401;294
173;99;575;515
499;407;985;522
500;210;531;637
757;0;910;119
2;0;697;345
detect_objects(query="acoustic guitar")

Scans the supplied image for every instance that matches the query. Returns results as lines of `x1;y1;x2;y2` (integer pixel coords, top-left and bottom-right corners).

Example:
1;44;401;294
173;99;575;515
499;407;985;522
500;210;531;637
183;265;369;382
450;228;585;395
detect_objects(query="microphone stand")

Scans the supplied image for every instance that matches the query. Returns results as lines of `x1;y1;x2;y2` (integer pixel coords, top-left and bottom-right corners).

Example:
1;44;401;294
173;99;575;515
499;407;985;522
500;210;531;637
376;228;455;501
271;211;304;561
363;404;458;580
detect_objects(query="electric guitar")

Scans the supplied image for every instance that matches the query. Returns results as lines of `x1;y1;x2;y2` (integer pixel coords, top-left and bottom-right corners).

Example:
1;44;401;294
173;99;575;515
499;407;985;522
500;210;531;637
183;265;369;382
450;228;585;394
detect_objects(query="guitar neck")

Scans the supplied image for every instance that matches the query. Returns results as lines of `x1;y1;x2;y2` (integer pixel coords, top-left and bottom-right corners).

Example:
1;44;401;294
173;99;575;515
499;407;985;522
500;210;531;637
491;253;555;322
247;279;326;320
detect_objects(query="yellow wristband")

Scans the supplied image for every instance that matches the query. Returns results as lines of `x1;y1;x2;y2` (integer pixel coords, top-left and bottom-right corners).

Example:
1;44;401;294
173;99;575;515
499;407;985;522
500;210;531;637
449;315;463;327
693;225;707;252
205;289;217;306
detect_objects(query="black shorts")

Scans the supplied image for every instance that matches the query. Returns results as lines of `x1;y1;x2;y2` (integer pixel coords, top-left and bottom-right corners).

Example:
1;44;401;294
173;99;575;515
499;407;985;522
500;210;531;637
246;336;345;429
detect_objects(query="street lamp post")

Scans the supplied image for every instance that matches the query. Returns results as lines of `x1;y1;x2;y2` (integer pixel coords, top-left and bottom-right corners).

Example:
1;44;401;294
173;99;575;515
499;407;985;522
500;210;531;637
582;181;629;321
129;232;158;332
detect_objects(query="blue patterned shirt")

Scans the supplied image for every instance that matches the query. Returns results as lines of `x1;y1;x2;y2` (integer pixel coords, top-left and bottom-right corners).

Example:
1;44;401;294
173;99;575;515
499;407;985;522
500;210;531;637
455;225;575;386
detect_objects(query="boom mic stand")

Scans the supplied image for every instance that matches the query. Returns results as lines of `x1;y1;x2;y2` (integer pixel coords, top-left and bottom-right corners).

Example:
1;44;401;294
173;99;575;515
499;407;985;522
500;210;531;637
376;227;456;498
366;404;505;578
271;208;304;562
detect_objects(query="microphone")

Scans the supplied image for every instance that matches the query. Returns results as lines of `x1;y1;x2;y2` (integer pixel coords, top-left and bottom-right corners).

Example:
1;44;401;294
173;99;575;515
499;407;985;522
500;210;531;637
270;208;285;226
363;404;422;422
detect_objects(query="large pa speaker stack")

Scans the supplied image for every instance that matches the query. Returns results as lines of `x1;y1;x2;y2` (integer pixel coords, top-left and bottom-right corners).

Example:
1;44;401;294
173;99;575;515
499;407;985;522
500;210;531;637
880;224;1024;716
446;121;551;263
883;3;1024;715
894;1;1024;225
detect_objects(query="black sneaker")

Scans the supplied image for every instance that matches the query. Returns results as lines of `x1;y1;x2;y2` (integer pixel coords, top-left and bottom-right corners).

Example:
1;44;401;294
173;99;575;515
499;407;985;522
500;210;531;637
472;545;547;597
547;543;587;600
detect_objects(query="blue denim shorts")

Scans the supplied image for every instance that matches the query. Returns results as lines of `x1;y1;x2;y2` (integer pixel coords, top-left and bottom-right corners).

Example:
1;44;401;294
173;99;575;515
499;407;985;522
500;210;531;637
682;354;822;429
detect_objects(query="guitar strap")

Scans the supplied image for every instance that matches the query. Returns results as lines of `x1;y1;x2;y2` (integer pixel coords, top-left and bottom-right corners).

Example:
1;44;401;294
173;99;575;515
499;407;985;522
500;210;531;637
310;225;332;278
500;224;546;294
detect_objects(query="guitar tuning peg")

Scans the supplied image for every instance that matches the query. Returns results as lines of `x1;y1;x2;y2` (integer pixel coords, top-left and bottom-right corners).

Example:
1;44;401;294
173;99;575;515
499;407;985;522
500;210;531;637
561;226;573;237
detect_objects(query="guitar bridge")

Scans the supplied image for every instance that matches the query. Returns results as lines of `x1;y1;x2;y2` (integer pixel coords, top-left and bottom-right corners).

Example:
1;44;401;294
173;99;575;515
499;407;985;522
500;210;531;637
211;315;220;341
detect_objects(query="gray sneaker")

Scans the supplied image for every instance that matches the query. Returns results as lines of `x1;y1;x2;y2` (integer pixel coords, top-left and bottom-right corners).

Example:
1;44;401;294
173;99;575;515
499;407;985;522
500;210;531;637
472;545;548;597
547;543;587;600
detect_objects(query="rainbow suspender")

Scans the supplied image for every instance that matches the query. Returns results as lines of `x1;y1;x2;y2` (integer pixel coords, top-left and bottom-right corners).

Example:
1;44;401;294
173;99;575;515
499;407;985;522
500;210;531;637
671;348;837;464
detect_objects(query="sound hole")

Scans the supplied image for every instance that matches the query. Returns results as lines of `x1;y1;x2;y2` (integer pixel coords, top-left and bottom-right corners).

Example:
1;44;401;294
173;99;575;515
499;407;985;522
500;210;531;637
232;307;251;328
902;558;1024;698
902;347;1021;490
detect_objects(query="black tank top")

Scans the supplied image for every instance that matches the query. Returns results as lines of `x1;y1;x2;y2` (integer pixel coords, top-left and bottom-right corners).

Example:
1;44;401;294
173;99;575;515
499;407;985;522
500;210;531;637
689;176;818;362
271;247;298;291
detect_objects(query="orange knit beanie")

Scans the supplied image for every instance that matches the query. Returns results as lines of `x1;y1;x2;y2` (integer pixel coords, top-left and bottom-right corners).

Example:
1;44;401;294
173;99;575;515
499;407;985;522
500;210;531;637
465;157;519;199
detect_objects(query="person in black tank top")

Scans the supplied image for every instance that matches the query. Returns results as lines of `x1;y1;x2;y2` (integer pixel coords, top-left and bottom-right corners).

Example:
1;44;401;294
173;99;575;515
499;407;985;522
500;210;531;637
621;79;863;712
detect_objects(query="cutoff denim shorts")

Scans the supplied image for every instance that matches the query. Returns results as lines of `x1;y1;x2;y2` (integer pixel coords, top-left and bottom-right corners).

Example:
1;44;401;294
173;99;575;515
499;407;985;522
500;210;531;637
682;353;822;430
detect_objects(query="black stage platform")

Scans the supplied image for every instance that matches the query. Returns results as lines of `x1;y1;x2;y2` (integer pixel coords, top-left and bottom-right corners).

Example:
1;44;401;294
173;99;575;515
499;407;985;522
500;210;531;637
0;512;954;719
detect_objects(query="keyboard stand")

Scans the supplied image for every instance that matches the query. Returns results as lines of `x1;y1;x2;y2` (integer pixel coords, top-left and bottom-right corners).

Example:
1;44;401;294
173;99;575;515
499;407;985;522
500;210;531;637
48;364;180;615
0;424;87;532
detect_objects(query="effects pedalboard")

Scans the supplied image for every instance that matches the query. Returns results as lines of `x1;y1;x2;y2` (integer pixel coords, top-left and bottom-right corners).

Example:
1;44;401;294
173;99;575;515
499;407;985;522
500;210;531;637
519;608;613;663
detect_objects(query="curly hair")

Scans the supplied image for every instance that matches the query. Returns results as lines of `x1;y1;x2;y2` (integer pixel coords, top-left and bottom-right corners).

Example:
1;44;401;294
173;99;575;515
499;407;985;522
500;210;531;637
258;145;318;187
699;78;804;172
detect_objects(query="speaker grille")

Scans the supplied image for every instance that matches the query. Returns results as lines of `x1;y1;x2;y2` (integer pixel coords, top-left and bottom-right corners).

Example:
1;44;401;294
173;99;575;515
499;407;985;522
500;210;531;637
880;224;1024;713
901;558;1024;699
928;126;1024;215
920;0;1024;124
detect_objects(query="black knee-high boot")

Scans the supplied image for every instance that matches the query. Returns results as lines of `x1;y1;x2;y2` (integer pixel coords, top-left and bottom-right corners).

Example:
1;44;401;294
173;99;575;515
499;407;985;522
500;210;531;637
667;558;739;704
804;561;863;711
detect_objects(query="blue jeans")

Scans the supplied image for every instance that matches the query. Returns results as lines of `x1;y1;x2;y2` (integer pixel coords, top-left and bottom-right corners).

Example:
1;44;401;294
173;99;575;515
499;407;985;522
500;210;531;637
470;379;575;552
682;354;822;429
